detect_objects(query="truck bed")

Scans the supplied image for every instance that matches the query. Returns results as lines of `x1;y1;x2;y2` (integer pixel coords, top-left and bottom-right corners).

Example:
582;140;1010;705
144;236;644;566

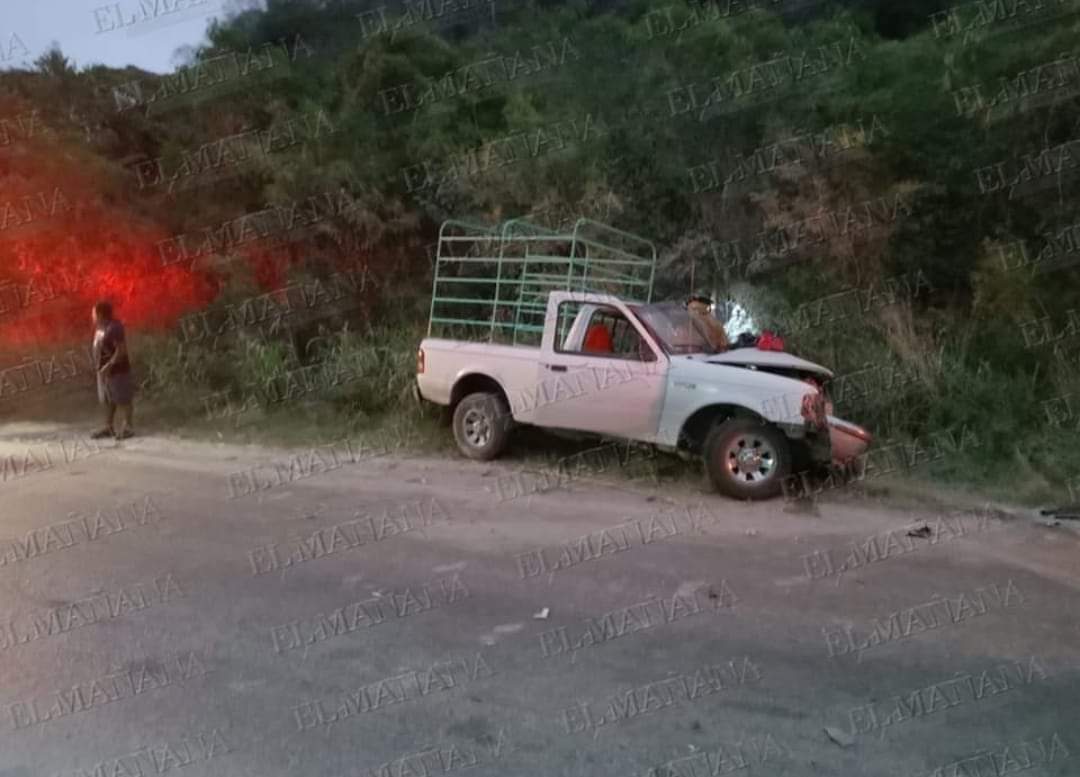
417;337;541;412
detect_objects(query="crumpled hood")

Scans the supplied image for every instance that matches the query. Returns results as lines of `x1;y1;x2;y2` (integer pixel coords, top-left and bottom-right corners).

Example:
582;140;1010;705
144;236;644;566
685;348;834;379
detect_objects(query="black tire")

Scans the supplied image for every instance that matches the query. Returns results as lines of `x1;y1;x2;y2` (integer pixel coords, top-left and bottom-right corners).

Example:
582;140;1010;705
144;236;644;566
703;417;792;500
452;391;512;461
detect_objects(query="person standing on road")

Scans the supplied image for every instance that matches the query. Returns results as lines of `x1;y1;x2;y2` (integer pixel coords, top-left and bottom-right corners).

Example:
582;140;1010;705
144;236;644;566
687;293;729;352
90;300;136;439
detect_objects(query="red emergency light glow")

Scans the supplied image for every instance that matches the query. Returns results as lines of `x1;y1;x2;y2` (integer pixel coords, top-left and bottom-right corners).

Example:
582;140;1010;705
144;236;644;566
0;224;220;348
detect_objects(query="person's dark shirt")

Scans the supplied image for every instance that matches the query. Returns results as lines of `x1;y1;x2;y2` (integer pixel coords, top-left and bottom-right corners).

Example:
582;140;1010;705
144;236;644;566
98;320;131;375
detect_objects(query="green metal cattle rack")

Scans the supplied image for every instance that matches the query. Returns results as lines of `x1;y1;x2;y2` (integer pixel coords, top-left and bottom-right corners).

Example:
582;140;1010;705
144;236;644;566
427;217;657;346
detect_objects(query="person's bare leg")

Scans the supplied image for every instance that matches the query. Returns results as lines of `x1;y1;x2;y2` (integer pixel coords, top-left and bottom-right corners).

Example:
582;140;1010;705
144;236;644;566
93;402;116;438
116;404;134;438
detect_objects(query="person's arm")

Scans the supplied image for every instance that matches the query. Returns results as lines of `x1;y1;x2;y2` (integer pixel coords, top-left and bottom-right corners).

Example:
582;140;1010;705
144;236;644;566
99;325;128;373
109;340;128;368
706;317;729;350
689;309;728;352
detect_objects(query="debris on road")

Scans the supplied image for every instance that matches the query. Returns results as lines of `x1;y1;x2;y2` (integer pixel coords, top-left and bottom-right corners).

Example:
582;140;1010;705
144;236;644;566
533;607;550;619
824;726;854;748
1040;506;1080;521
907;524;932;539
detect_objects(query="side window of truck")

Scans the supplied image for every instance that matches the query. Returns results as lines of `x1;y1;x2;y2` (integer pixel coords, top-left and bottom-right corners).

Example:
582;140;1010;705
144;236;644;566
556;302;654;361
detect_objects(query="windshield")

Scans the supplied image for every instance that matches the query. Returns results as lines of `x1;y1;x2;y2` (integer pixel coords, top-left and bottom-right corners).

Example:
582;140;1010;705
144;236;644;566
631;302;719;355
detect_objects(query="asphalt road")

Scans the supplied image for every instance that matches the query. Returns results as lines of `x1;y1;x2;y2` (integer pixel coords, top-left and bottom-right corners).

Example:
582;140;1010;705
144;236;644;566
0;426;1078;777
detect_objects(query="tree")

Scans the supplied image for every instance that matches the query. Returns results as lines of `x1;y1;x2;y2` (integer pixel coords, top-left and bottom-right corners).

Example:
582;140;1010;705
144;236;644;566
34;44;75;79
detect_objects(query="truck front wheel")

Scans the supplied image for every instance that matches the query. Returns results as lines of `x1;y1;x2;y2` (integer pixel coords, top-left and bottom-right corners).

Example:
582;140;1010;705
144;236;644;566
452;391;512;461
704;418;791;500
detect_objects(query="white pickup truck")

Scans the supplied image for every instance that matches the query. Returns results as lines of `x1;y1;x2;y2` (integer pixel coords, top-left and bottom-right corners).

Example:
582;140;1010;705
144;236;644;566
415;290;872;499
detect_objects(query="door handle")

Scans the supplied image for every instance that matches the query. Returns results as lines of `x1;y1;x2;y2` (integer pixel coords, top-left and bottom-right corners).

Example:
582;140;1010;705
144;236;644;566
545;364;568;372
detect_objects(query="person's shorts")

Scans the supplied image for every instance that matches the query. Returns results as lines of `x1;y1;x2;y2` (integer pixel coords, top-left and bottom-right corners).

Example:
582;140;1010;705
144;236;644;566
97;371;135;405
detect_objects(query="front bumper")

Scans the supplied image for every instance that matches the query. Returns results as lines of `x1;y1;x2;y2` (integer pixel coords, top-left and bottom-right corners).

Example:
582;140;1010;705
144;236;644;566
827;415;872;464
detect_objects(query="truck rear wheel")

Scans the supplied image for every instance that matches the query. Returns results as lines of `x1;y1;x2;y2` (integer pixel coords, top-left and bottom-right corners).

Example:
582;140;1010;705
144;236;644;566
704;418;791;500
452;391;512;461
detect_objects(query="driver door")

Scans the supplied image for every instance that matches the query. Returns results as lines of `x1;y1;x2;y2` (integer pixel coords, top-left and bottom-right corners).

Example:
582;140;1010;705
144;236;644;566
533;301;668;441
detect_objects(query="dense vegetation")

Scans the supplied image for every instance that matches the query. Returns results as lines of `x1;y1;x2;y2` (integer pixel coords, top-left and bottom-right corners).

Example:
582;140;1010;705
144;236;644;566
2;0;1079;504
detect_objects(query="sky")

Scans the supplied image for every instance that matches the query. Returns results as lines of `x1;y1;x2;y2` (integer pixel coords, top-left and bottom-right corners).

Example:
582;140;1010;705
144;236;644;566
0;0;262;74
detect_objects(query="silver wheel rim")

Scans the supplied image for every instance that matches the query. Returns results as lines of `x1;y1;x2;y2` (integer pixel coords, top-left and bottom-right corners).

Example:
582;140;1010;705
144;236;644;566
723;433;777;486
462;407;493;448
